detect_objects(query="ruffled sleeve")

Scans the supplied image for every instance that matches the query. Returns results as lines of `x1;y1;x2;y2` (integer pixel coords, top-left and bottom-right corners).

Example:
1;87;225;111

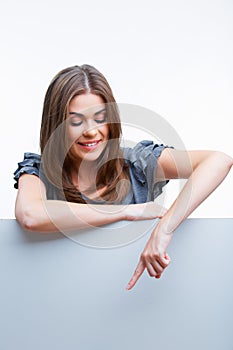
123;140;173;202
13;152;42;189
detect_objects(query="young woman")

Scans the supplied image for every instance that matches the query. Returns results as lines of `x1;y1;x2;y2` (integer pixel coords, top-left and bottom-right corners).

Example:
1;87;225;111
14;64;233;290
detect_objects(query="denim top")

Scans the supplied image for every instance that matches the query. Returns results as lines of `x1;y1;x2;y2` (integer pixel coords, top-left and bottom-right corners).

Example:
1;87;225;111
13;140;172;204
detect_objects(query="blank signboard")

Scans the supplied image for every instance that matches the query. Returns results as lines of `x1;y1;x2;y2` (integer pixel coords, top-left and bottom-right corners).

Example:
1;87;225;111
0;218;232;350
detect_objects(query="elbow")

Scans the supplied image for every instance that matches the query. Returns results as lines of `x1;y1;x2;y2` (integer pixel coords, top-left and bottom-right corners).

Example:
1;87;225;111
215;151;233;170
15;206;44;232
226;154;233;169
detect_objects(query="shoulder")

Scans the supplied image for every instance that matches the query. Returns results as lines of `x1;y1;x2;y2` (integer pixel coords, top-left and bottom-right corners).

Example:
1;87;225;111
13;152;42;189
121;140;173;183
122;140;172;166
17;152;41;163
121;140;173;201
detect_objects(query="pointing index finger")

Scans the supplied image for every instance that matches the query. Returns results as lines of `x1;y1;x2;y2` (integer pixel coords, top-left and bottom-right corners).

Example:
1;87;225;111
126;260;145;291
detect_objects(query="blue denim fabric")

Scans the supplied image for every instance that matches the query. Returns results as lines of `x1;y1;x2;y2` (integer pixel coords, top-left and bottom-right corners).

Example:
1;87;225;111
13;141;172;204
14;152;41;188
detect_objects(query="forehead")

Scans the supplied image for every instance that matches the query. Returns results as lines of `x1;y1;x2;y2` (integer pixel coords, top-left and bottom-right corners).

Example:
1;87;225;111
69;93;105;114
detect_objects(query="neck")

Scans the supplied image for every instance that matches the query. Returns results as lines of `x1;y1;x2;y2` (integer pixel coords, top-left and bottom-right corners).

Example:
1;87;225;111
71;160;99;191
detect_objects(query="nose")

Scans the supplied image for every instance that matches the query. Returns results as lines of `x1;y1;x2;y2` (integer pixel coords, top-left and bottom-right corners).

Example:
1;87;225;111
82;119;98;138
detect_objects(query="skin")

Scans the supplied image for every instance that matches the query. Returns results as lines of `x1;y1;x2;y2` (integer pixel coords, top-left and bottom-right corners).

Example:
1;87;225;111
15;93;233;290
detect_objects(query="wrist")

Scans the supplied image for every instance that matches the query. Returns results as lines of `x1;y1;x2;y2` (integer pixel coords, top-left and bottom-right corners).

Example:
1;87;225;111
123;203;137;221
156;219;175;236
150;221;174;252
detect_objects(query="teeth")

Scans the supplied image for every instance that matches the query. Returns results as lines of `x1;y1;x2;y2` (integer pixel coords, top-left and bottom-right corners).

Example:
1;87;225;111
82;142;97;147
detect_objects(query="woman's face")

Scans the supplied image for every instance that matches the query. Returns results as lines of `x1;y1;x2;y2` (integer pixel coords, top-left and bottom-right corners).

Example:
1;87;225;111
67;93;109;165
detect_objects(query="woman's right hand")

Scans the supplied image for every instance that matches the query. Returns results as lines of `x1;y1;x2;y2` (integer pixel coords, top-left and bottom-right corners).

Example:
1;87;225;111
125;201;167;221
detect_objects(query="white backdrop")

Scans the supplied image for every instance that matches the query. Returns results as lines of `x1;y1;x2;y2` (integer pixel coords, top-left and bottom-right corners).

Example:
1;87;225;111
0;0;232;218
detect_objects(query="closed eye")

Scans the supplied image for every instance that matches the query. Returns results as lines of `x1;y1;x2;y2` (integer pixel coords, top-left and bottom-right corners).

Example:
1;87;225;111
68;109;107;126
95;113;107;123
69;116;83;126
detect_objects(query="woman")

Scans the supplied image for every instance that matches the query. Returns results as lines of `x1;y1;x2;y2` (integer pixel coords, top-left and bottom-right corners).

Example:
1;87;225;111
14;64;233;290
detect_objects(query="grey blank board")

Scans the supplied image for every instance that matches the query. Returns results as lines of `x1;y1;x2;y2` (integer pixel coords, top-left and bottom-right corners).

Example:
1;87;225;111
0;218;233;350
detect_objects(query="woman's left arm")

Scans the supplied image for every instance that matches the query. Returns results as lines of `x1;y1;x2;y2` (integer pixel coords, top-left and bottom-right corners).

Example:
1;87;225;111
126;149;233;290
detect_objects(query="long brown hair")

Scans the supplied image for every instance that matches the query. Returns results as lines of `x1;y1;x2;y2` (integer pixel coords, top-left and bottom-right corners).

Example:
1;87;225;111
40;64;129;203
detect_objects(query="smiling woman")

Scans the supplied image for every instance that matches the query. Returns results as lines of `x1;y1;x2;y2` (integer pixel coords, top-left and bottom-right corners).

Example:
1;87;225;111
38;65;130;204
13;64;233;290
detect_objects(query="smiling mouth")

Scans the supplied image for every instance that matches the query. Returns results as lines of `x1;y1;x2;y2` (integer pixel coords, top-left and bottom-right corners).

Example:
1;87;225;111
77;140;101;147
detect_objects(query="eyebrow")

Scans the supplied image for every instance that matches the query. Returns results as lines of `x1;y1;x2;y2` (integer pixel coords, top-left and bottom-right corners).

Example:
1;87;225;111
69;108;106;117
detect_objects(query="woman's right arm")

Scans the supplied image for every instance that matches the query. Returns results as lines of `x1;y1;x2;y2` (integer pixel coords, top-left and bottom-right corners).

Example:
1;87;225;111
15;174;166;233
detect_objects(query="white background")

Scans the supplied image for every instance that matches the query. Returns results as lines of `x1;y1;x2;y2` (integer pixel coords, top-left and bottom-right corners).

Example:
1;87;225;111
0;0;232;218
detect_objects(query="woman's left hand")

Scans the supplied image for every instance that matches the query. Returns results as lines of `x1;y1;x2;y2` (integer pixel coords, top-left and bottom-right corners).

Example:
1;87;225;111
126;224;173;290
